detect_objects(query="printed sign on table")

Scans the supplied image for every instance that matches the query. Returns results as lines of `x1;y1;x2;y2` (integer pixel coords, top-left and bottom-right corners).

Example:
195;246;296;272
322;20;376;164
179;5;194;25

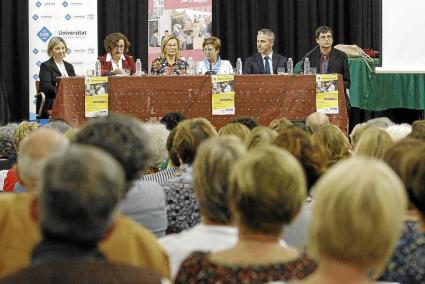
211;74;235;115
316;74;339;114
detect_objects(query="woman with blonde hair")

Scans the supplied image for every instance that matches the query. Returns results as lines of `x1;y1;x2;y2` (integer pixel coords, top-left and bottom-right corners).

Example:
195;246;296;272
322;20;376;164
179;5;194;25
151;35;188;75
245;126;277;150
218;122;250;142
312;124;351;166
175;145;317;283
354;127;394;159
298;158;407;284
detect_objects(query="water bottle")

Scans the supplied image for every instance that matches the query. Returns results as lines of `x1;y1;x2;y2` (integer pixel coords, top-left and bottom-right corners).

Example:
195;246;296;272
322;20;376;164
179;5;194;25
95;60;101;76
287;58;293;75
187;57;194;75
135;59;142;76
236;58;242;74
303;58;310;75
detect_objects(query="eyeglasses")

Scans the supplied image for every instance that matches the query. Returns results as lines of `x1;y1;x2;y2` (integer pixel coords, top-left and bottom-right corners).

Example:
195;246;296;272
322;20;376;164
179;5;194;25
319;35;333;40
113;44;125;48
203;48;215;52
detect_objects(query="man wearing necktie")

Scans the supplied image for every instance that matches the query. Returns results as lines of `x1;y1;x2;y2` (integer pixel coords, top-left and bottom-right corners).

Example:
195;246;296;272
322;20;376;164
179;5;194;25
243;29;287;74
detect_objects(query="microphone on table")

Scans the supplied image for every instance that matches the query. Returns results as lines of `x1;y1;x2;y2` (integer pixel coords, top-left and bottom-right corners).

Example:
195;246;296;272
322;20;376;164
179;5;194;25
297;45;319;73
204;60;216;75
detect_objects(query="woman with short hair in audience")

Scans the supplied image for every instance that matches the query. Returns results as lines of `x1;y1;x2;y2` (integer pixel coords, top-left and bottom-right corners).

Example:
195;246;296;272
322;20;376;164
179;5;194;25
379;140;425;283
98;32;136;76
312;124;351;166
161;118;217;234
160;136;246;278
218;122;250;142
269;117;293;133
354;127;394;159
151;35;188;75
39;36;76;113
199;36;233;74
175;145;317;283
245;126;277;150
298;158;407;284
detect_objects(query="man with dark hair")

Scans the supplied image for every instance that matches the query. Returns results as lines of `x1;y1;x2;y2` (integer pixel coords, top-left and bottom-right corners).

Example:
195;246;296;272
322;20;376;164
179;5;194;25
243;29;287;74
230;116;258;130
303;26;351;108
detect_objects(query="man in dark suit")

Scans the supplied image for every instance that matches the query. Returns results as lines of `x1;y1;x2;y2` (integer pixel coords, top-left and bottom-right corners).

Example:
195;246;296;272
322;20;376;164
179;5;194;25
243;29;287;74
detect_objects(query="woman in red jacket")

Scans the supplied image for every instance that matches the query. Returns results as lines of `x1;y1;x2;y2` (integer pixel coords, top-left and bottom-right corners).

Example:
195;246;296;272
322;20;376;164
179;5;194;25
98;32;136;76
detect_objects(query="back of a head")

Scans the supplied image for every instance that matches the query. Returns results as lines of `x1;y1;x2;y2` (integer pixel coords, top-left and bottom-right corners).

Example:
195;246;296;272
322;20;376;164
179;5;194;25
0;123;18;160
218;122;250;142
366;117;394;129
383;138;423;177
173;118;217;164
349;122;368;147
17;128;69;191
398;143;425;218
39;144;126;246
193;136;246;225
245;126;277;150
269;117;293;133
309;158;407;276
144;122;170;169
273;126;327;189
306;112;329;133
354;127;394;159
160;112;186;131
74;113;152;184
43;118;72;134
408;119;425;141
385;123;412;142
229;145;307;235
230;116;257;130
14;121;39;153
313;124;351;165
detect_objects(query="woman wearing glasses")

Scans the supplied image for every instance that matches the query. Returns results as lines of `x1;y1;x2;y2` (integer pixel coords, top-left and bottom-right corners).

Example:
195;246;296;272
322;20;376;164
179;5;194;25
151;35;188;75
199;36;233;75
98;32;136;76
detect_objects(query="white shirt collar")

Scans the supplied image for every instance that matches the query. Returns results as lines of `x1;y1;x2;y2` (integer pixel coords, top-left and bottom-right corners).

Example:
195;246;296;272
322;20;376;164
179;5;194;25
105;52;126;62
262;51;273;60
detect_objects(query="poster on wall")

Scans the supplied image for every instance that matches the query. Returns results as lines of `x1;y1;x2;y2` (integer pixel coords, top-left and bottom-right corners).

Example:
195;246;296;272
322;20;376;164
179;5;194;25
148;0;212;73
29;0;98;119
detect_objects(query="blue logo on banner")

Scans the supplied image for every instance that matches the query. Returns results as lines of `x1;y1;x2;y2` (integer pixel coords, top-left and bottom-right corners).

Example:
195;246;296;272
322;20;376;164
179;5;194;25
32;14;39;21
33;74;40;80
65;14;71;20
37;27;52;43
33;48;39;54
36;1;42;7
36;61;42;67
67;48;71;54
62;1;68;7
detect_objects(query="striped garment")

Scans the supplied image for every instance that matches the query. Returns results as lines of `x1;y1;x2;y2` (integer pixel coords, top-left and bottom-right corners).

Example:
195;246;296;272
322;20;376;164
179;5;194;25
139;167;179;185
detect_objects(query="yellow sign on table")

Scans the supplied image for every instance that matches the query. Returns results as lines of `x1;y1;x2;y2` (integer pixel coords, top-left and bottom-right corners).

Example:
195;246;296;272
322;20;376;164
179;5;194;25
211;74;235;115
85;76;108;117
315;74;339;114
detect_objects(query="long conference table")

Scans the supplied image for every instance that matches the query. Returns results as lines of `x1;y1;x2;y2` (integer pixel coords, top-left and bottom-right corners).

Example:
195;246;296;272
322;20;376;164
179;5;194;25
52;75;348;133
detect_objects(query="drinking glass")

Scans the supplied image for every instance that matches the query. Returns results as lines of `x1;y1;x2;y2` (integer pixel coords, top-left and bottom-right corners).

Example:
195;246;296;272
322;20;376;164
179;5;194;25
277;67;286;75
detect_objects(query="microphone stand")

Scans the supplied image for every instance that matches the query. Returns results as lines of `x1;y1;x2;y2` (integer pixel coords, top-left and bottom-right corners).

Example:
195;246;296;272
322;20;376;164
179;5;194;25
204;58;216;75
297;45;319;73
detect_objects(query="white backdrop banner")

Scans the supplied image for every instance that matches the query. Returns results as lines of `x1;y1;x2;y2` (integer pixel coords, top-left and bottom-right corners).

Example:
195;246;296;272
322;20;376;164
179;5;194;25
28;0;98;119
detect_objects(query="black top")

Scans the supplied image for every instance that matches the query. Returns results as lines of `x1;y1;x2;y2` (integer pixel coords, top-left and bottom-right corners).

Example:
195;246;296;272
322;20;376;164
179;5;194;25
39;57;76;99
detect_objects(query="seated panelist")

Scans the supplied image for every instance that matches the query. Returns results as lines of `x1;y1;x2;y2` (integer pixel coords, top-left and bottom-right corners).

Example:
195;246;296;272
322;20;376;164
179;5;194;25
199;36;233;75
39;36;76;111
150;35;188;75
98;32;136;76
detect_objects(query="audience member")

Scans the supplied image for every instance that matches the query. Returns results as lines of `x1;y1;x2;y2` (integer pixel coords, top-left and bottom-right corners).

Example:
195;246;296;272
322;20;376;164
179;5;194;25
42;118;72;134
366;117;394;129
269;117;293;133
312;124;351;166
407;119;425;141
160;112;186;131
245;126;277;150
385;123;412;141
0;123;18;170
160;136;245;278
349;122;368;148
218;122;250;142
354;127;394;159
380;141;425;283
0;145;163;284
305;112;329;133
243;29;287;74
162;118;217;233
74;113;168;238
299;158;407;284
143;122;170;174
230;116;258;130
175;146;316;283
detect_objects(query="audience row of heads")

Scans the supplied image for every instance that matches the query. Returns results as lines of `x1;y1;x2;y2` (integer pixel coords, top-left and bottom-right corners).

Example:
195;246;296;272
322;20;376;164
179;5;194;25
2;113;425;280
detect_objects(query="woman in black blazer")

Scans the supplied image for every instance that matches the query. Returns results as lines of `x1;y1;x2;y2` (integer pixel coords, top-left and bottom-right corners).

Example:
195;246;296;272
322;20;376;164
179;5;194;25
39;36;76;111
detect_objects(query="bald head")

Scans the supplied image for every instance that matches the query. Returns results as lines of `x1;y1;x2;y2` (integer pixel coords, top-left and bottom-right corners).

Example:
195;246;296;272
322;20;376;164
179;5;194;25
17;128;69;192
306;112;329;133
